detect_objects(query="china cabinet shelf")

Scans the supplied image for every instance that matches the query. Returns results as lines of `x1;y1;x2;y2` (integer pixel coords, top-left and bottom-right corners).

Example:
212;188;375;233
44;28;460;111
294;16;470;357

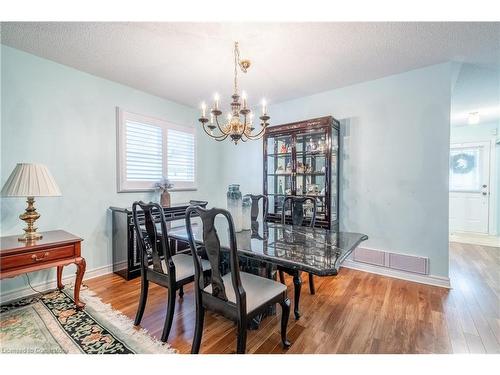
263;116;340;230
268;153;293;157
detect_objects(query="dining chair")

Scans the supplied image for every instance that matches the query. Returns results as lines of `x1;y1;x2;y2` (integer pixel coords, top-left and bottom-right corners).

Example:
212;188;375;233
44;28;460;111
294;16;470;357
131;201;211;342
243;194;268;222
185;205;291;354
279;195;318;319
243;194;268;240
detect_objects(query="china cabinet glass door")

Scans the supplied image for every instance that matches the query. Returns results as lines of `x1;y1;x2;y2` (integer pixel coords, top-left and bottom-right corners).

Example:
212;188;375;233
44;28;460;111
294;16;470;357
266;133;293;217
294;129;329;222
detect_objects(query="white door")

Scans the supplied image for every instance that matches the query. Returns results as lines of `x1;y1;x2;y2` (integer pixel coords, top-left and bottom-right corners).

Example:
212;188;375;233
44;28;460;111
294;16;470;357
449;142;491;234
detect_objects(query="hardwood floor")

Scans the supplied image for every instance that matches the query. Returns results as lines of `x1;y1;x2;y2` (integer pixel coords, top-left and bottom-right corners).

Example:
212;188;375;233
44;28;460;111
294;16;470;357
85;242;499;353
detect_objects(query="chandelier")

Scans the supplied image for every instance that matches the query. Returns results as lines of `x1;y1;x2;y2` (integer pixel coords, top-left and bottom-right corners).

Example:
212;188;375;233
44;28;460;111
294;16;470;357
198;42;270;144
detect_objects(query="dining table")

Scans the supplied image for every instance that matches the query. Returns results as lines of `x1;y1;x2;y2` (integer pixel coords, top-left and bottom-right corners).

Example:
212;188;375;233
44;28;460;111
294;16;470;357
168;217;368;320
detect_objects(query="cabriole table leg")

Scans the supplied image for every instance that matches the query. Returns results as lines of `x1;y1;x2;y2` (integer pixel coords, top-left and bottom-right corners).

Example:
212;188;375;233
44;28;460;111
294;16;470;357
74;257;86;310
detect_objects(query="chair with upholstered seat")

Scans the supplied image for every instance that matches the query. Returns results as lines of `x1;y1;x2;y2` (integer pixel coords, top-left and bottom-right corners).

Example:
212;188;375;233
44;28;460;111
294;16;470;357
279;195;317;319
186;205;291;354
131;201;211;342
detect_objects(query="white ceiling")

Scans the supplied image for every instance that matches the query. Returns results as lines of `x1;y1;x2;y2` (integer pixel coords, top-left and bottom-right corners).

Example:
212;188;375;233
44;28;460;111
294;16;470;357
1;22;499;108
451;63;500;127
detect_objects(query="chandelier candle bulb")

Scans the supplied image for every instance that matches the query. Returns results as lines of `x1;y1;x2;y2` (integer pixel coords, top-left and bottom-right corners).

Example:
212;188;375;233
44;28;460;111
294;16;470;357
214;93;220;110
262;99;267;115
201;102;207;118
242;91;247;109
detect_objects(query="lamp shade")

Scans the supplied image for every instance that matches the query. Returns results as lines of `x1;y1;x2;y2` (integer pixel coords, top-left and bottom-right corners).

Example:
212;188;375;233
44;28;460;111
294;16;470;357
1;163;62;197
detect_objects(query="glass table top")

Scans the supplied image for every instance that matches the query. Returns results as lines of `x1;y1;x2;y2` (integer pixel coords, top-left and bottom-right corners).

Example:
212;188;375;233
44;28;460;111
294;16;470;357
169;218;368;276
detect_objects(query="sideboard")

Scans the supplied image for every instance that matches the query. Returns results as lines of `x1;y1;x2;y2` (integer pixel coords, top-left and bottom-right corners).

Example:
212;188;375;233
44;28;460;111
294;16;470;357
109;201;207;280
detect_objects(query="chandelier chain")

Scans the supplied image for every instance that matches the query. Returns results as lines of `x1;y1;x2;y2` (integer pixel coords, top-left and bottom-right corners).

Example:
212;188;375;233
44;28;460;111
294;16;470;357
234;42;239;95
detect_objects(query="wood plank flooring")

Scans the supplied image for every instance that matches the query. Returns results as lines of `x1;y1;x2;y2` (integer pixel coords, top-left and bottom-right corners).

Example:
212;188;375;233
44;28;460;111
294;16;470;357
85;242;499;353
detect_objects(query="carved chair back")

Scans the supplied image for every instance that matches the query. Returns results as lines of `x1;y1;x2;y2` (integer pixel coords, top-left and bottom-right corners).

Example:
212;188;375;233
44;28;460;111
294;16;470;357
243;194;268;222
281;196;317;227
132;201;175;278
185;206;246;317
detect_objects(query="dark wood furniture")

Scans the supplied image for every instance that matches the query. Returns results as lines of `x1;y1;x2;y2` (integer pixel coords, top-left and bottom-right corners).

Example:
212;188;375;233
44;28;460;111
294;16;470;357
185;206;291;354
132;201;211;342
110;201;207;280
243;194;268;222
243;194;268;241
278;196;318;318
0;230;86;309
263;116;340;230
169;218;367;323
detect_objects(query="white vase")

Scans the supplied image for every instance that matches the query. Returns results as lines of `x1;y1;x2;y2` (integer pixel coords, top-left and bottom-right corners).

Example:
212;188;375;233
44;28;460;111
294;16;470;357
227;184;243;232
242;196;252;230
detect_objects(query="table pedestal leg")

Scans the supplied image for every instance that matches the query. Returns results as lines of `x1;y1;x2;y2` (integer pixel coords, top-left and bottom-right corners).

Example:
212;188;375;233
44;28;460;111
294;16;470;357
57;266;64;290
74;257;86;310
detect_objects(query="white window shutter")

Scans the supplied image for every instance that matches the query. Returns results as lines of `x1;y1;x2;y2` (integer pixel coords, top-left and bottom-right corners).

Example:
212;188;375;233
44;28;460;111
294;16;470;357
167;129;195;183
126;121;163;181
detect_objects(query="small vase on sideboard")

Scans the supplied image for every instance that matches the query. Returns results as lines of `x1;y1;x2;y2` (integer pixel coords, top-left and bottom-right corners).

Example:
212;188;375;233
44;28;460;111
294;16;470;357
160;190;171;207
156;177;174;208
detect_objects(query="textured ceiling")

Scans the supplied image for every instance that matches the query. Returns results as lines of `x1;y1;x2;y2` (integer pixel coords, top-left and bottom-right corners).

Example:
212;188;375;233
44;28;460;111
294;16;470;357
451;64;500;127
1;22;499;108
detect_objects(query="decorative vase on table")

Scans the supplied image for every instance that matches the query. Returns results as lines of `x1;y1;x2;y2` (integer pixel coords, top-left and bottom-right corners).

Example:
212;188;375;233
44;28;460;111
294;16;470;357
227;184;243;232
242;195;252;230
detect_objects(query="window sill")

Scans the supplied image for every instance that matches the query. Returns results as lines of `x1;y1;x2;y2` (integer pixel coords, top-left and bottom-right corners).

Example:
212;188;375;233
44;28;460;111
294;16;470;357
118;187;198;193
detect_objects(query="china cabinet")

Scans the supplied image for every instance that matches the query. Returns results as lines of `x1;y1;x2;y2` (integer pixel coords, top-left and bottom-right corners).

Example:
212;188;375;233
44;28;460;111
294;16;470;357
263;116;340;230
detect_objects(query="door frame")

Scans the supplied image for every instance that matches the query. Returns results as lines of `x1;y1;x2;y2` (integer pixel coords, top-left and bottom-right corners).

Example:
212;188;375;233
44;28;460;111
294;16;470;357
449;136;498;236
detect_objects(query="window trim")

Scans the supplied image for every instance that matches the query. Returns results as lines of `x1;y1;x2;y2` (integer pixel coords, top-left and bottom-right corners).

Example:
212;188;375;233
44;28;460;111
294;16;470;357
116;107;197;193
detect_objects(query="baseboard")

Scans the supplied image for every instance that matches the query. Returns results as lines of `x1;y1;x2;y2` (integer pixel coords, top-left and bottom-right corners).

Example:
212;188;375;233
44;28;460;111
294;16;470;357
0;264;114;304
450;232;500;247
342;259;451;288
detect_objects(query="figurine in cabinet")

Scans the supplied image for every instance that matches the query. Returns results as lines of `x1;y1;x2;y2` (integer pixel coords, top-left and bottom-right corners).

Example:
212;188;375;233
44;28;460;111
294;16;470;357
280;143;288;154
307;184;319;195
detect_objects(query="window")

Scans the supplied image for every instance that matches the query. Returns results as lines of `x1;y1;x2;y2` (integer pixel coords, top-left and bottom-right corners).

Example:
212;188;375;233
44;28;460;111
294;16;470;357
449;146;482;192
117;108;196;192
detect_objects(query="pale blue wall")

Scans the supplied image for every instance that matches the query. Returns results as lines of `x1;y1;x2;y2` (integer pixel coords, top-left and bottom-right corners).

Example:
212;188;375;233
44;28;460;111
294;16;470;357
0;45;222;296
220;63;453;278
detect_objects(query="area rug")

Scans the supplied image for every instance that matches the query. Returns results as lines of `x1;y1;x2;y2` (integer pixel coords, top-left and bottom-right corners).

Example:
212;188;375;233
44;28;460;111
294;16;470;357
0;288;176;354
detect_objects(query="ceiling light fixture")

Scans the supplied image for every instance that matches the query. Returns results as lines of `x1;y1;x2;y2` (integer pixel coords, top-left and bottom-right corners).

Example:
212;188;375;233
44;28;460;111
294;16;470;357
468;111;480;125
198;42;270;144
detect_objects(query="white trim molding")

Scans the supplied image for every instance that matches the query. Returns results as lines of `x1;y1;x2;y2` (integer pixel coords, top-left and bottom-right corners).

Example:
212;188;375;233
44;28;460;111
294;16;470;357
0;264;113;304
343;259;451;288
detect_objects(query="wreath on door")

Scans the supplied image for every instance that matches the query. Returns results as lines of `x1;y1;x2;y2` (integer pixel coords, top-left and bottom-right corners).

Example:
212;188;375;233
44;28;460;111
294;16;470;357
451;153;475;174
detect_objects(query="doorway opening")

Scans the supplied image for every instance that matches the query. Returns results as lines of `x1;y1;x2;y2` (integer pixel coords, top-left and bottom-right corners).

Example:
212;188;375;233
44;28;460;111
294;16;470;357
449;63;500;247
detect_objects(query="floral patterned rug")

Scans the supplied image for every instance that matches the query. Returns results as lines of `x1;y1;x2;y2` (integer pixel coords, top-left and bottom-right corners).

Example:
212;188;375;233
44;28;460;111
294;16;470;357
0;289;176;354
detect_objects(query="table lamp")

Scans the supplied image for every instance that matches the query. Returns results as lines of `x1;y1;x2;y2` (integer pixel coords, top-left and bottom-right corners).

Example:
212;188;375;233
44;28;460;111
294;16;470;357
1;163;62;241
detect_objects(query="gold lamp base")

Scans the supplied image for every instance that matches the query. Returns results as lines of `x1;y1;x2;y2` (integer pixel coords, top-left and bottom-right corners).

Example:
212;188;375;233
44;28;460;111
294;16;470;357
18;196;43;242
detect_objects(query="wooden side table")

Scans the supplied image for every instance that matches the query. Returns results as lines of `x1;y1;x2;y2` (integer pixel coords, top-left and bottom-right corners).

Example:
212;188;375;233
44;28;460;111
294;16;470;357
0;230;86;309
